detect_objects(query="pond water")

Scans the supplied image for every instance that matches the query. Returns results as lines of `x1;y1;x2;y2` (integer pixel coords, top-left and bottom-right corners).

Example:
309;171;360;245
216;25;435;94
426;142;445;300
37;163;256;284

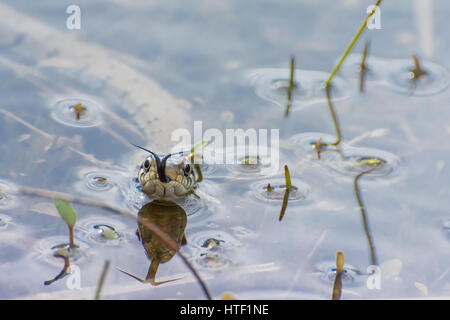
0;0;449;299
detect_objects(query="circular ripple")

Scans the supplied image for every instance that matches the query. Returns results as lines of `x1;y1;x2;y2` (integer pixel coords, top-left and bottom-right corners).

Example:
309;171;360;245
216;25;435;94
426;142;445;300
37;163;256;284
79;170;118;192
190;230;242;251
174;194;208;218
32;236;89;267
0;180;18;210
120;178;147;211
51;98;103;127
195;252;232;269
76;216;131;246
315;261;365;286
339;53;387;83
0;214;12;229
386;58;449;96
247;68;350;111
289;132;401;177
223;145;281;178
251;178;310;204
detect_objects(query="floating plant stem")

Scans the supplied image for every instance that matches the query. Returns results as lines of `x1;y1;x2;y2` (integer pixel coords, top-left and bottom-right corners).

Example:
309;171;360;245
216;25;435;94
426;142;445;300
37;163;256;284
325;85;342;146
353;165;379;267
359;40;370;93
325;0;383;87
279;165;293;221
53;198;77;249
284;164;292;189
94;260;110;300
331;251;344;300
285;56;297;118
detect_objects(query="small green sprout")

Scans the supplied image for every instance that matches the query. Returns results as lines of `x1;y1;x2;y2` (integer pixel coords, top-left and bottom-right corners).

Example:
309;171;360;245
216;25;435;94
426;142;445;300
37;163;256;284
53;198;78;249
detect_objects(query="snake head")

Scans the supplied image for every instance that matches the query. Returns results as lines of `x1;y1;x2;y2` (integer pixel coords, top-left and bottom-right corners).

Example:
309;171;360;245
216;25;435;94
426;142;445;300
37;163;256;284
134;145;196;198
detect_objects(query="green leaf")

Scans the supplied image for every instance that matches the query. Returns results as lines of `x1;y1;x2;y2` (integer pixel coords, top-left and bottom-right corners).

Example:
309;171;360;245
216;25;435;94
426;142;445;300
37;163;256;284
53;198;77;228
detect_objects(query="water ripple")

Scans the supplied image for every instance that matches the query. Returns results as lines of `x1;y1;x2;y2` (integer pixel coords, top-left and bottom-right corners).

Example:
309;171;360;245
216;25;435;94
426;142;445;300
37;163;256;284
247;68;350;111
51;97;103;127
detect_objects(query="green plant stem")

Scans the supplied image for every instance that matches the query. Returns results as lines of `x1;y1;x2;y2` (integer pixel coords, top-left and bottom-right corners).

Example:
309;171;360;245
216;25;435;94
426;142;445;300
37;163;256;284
353;168;378;267
325;85;342;146
69;226;75;249
94;260;111;300
284;165;292;189
279;188;289;222
325;0;383;87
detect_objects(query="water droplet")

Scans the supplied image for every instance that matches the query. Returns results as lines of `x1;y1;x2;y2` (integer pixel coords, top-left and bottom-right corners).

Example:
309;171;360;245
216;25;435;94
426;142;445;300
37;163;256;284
93;224;120;240
76;217;131;246
51;98;103;127
247;68;350;111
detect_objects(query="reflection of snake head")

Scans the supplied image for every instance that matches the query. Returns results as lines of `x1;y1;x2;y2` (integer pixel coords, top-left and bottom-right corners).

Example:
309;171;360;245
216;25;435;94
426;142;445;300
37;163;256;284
134;145;196;198
118;200;187;285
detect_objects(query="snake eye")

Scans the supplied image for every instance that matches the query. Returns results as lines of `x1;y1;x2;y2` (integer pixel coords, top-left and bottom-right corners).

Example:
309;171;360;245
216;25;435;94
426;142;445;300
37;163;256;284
183;164;191;176
143;159;150;170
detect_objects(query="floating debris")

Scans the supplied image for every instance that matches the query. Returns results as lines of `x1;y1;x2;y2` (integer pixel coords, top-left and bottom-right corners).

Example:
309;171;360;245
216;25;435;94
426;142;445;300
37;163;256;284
93;224;120;241
69;102;87;121
331;251;344;300
201;238;224;250
51;98;103;127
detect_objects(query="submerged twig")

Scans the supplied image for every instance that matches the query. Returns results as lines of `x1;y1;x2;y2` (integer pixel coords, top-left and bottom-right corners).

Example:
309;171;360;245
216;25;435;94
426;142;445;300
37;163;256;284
359;41;370;93
94;260;111;300
16;186;212;300
325;85;342;146
285;56;297;118
331;251;344;300
353;166;379;267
